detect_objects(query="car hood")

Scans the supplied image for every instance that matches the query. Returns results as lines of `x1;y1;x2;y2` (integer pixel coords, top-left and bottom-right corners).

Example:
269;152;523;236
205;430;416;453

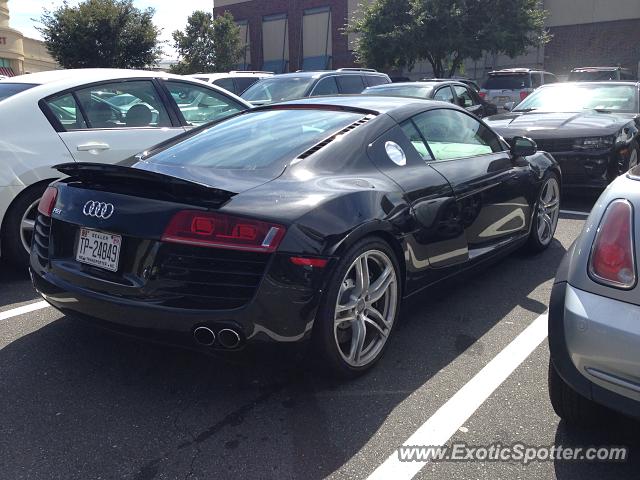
485;111;636;138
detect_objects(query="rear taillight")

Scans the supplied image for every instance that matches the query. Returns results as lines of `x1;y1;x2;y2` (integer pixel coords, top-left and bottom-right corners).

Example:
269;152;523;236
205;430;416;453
290;257;328;268
479;91;487;99
588;199;636;289
162;210;286;253
37;186;58;217
520;91;530;101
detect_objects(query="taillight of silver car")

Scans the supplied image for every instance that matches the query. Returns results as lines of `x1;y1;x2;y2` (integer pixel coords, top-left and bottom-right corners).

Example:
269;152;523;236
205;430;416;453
588;199;636;289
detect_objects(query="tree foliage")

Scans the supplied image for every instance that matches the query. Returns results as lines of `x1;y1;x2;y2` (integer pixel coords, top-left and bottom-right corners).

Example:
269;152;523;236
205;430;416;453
348;0;550;77
38;0;163;69
170;11;242;75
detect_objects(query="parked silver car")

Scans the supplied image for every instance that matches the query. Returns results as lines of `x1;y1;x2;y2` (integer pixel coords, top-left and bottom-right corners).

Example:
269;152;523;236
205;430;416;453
480;68;558;109
549;167;640;424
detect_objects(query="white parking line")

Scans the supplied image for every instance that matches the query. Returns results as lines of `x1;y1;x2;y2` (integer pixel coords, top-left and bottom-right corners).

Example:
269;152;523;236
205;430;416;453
0;301;50;321
559;209;590;217
367;313;549;480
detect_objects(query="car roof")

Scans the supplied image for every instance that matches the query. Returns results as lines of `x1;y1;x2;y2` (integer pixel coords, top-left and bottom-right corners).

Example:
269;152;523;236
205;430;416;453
270;70;388;79
571;66;630;72
488;68;550;75
6;68;193;85
271;94;460;118
0;68;253;108
541;81;640;87
188;71;273;80
366;81;468;89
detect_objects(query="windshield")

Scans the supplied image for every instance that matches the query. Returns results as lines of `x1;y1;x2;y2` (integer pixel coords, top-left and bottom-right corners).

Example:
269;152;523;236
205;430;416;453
0;83;38;102
514;84;639;113
364;84;434;98
241;77;314;103
148;109;364;172
483;74;530;90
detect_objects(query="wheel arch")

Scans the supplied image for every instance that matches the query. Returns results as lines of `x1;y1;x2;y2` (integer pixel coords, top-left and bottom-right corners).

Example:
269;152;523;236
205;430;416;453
326;221;407;296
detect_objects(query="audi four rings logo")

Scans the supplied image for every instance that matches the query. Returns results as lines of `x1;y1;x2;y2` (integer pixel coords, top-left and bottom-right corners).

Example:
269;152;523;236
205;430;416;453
82;201;115;219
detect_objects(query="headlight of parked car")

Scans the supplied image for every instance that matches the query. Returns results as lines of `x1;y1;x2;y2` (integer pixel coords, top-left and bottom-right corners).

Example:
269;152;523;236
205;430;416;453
573;135;615;150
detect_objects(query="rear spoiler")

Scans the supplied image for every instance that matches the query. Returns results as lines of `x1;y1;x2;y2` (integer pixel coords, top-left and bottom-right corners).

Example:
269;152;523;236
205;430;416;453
54;162;236;208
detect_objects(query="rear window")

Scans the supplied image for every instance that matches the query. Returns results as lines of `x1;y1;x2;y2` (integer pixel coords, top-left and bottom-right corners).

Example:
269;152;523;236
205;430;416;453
364;84;433;98
148;109;364;172
483;74;531;90
0;83;38;102
241;77;314;103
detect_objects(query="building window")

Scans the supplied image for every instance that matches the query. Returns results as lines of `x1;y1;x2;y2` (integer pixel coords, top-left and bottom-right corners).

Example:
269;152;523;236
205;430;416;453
0;58;10;68
262;13;289;74
236;20;251;70
302;6;332;71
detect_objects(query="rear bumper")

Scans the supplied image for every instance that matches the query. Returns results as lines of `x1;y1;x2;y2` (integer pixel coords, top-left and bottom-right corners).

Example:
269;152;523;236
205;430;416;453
548;280;640;419
30;254;329;351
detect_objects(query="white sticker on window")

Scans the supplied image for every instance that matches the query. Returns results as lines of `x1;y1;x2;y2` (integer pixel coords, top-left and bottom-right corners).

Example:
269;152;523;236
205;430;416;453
385;141;406;166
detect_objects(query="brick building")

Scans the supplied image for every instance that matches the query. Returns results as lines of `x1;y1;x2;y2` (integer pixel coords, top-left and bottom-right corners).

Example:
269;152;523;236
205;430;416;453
213;0;640;81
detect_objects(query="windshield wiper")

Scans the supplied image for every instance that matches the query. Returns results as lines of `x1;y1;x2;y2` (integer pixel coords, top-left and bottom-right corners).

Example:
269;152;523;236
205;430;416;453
586;108;612;113
514;108;537;112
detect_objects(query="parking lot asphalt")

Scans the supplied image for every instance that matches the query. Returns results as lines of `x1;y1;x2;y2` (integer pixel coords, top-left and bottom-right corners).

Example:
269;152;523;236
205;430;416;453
1;193;638;480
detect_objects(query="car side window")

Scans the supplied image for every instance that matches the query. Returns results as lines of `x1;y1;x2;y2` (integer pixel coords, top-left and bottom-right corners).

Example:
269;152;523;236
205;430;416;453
212;78;236;93
453;85;475;108
336;75;366;94
433;86;455;104
72;80;171;129
45;93;88;130
410;109;504;161
163;80;245;127
531;73;542;88
543;73;557;84
400;120;434;160
365;75;389;87
235;77;259;94
311;76;340;96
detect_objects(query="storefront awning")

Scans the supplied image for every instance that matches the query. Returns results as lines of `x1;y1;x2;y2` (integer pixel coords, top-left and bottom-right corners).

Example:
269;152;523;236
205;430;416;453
0;67;15;77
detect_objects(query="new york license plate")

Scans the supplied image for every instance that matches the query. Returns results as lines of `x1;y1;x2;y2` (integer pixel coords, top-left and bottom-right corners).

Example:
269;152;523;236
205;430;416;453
76;228;121;272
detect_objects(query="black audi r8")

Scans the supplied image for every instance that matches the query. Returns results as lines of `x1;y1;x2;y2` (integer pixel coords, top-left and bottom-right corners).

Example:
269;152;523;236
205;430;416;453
30;96;561;377
486;82;640;190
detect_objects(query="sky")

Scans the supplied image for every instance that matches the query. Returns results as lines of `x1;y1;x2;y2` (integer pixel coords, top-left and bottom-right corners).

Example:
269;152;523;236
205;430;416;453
7;0;216;58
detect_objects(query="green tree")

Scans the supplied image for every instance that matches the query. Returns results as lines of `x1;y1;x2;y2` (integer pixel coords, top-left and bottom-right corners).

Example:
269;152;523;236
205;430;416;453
38;0;163;69
171;11;242;74
348;0;550;77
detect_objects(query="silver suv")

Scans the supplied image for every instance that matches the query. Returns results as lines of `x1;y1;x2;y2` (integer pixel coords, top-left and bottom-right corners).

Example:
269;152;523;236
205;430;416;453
480;68;558;109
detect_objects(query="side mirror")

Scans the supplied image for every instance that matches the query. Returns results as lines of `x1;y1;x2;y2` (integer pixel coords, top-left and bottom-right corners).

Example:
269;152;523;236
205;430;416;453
511;136;537;157
503;101;516;112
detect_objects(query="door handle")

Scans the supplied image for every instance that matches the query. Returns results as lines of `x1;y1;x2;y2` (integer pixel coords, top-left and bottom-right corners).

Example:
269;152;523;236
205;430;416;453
77;142;110;152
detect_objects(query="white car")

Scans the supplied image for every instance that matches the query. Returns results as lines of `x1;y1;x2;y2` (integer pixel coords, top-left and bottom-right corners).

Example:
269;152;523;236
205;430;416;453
0;68;251;266
187;71;273;96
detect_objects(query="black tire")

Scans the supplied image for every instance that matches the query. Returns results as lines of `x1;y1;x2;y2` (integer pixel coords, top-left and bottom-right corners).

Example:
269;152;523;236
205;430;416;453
313;236;402;379
2;183;48;268
548;361;607;427
525;172;561;253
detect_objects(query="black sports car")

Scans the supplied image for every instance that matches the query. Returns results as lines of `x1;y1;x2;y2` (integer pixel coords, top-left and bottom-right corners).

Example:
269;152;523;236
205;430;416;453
30;96;561;377
486;82;640;189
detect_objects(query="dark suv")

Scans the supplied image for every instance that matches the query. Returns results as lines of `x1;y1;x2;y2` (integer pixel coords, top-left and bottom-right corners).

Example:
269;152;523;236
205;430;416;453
240;68;391;105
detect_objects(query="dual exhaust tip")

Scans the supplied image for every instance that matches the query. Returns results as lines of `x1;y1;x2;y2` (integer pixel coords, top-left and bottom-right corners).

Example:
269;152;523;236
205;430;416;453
193;326;242;349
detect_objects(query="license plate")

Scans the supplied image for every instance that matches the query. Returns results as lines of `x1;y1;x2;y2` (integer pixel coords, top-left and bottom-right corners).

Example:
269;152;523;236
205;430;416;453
76;228;121;272
496;96;510;104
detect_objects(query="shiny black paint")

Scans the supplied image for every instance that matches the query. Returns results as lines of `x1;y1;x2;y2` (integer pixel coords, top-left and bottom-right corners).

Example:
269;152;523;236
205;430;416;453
486;90;640;189
31;97;559;348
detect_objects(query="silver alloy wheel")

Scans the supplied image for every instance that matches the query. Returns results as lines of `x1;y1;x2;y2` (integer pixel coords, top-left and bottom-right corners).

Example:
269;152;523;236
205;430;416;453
20;198;40;253
536;177;560;246
334;250;398;368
